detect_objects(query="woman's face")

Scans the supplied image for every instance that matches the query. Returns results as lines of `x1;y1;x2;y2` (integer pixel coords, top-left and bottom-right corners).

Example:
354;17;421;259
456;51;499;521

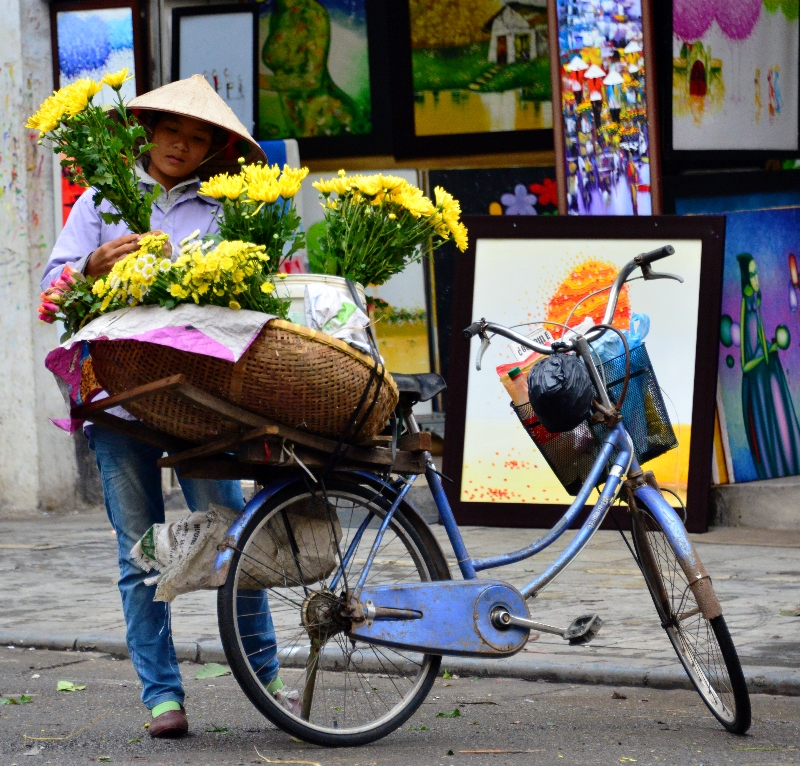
148;115;214;190
749;260;760;293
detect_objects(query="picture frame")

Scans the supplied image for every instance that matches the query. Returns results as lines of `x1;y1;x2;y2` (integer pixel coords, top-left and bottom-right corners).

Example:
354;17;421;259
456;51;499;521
442;215;725;533
50;0;147;100
388;0;555;159
549;0;663;215
171;5;259;137
653;0;800;170
255;0;392;159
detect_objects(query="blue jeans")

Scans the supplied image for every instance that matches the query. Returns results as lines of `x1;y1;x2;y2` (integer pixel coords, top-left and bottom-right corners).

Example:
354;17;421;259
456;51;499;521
88;426;279;709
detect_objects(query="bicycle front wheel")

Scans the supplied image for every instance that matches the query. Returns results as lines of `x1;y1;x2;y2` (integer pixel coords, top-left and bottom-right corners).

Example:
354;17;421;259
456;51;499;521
217;478;447;747
630;503;751;734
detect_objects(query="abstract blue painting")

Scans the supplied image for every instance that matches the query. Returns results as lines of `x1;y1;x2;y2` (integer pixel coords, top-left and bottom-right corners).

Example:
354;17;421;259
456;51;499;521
56;7;136;104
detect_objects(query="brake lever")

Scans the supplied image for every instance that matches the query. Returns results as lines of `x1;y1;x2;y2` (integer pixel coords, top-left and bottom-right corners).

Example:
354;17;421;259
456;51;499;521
640;263;684;283
476;334;491;371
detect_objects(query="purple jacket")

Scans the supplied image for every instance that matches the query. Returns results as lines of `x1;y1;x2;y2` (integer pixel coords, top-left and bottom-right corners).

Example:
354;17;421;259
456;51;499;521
41;169;222;290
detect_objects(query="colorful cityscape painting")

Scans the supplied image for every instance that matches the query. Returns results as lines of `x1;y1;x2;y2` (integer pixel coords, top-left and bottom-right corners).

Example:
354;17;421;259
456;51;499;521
409;0;553;136
672;0;799;151
555;0;653;215
258;0;372;140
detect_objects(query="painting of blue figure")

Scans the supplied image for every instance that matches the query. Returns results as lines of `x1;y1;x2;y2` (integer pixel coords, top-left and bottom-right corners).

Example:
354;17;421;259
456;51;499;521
56;8;136;105
717;207;800;482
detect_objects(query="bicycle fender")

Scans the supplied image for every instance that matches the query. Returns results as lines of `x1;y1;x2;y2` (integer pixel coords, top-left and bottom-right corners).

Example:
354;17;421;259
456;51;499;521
634;483;722;620
349;580;530;657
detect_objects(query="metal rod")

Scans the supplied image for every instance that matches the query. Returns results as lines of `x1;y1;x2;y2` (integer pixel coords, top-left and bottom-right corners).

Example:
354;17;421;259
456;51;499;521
520;424;632;598
426;456;477;579
329;510;375;593
353;480;414;596
471;425;627;573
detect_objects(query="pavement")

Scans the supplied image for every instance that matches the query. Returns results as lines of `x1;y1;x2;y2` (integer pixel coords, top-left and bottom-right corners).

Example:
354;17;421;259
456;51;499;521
3;646;800;765
1;491;800;698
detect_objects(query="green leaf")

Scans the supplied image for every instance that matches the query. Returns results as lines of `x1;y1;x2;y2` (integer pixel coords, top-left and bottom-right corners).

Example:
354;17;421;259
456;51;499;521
205;725;228;733
194;663;230;680
127;738;141;744
19;695;32;704
56;680;86;692
98;757;112;762
409;725;428;731
0;697;18;705
442;669;451;679
436;708;461;718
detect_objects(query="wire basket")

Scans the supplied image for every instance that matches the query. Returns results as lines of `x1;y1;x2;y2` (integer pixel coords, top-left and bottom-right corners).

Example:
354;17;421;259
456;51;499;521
512;344;677;495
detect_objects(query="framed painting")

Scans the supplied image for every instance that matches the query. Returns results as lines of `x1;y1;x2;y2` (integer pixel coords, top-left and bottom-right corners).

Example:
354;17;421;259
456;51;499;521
389;0;555;158
50;0;146;104
442;216;725;532
549;0;662;215
654;0;800;167
172;5;258;136
256;0;392;158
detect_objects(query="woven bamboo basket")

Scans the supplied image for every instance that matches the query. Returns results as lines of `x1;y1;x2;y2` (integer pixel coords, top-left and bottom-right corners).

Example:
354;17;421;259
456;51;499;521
90;319;398;444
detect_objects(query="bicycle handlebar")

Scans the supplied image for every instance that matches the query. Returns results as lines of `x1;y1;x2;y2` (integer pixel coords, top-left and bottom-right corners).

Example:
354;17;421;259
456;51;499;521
463;245;677;355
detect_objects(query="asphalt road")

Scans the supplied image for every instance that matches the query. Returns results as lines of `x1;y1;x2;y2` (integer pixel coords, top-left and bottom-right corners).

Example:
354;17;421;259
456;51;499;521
1;648;799;766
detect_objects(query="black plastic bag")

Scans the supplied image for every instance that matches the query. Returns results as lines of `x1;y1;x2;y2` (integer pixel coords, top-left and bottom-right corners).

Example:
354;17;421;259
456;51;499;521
528;352;593;433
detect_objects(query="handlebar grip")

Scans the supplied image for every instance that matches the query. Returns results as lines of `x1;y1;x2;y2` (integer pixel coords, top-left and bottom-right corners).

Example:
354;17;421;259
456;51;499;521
636;245;675;265
463;322;483;340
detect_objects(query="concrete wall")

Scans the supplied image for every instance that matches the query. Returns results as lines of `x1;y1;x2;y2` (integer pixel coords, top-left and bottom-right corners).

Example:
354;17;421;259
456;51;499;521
0;0;79;515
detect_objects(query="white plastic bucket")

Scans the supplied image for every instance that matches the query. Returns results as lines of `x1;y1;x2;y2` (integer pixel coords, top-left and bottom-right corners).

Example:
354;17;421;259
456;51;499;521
273;274;368;327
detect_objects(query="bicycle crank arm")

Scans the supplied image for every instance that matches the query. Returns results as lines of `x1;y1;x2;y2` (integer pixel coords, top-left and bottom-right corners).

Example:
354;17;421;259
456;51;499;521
493;609;604;645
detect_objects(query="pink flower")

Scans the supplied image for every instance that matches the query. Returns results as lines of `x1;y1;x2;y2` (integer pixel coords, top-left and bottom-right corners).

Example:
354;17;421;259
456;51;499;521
40;301;59;313
38;312;56;324
58;267;76;285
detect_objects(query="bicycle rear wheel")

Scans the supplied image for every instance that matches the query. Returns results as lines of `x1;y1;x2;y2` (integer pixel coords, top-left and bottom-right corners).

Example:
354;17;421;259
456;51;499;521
217;478;447;747
630;503;751;734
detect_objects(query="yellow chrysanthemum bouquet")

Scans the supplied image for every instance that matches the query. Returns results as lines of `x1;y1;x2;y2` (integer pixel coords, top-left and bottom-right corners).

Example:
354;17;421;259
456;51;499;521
311;172;468;286
199;161;309;269
27;68;157;233
44;232;289;339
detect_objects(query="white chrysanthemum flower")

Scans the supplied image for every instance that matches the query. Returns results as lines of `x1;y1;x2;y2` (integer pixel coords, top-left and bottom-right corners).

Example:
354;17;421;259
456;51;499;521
158;259;171;272
141;265;156;279
143;254;156;267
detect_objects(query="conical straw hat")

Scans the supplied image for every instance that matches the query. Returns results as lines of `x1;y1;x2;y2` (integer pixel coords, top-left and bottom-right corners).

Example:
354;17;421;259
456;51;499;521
128;74;266;177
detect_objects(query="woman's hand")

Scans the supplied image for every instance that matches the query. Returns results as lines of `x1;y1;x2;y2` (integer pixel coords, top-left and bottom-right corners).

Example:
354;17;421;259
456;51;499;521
85;234;142;277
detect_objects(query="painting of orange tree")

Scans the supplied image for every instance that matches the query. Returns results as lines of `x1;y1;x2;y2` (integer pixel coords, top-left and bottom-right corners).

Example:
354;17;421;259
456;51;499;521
410;0;552;136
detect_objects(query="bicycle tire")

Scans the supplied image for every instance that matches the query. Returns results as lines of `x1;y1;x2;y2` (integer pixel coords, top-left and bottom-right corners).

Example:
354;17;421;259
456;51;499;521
218;477;448;747
630;502;751;734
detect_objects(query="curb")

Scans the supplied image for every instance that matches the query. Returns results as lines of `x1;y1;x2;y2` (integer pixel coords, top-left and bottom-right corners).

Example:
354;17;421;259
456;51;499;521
2;632;798;697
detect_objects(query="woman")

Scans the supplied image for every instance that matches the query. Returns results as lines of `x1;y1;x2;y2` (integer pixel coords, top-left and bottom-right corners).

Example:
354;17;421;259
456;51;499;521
738;253;800;479
41;75;290;738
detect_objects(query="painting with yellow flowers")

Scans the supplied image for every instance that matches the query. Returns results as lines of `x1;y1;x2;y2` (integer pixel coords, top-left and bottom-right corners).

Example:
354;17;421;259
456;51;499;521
442;216;723;532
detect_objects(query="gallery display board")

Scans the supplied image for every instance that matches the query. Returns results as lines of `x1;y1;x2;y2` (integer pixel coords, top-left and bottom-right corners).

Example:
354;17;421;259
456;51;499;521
442;216;725;533
549;0;662;215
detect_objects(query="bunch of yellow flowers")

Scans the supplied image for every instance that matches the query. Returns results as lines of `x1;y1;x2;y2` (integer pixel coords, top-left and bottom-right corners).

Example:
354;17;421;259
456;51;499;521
311;171;468;286
92;233;171;310
168;237;283;312
199;162;308;270
25;68;154;235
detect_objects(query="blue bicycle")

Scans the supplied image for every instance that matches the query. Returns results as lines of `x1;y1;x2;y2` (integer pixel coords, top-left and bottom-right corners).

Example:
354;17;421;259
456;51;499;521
217;247;751;745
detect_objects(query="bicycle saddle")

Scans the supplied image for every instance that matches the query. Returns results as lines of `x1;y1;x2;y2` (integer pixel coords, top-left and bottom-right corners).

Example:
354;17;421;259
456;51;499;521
391;372;447;405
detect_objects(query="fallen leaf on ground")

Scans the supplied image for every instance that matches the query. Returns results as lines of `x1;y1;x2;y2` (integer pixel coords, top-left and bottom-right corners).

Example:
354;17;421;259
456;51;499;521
437;708;461;718
56;681;86;692
612;691;627;699
409;726;428;731
128;738;141;744
205;725;228;733
98;758;112;763
620;758;637;762
194;663;231;680
780;608;800;617
442;669;452;679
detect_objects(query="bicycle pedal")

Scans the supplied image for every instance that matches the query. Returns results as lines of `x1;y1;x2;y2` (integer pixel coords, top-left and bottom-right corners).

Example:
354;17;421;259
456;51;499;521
565;613;603;644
